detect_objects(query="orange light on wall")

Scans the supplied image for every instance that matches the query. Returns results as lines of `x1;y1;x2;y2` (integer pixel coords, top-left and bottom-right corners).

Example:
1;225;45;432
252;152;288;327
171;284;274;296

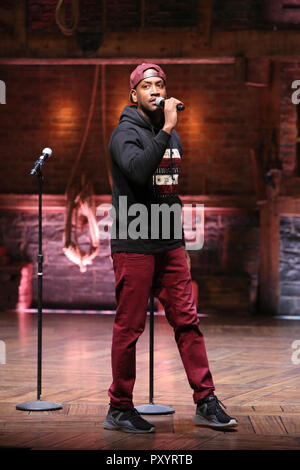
116;99;131;119
50;100;81;134
17;263;33;310
185;96;205;136
56;105;77;120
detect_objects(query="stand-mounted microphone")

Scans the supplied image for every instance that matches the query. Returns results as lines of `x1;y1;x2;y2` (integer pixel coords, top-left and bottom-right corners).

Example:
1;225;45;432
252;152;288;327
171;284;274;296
30;148;53;175
155;97;185;111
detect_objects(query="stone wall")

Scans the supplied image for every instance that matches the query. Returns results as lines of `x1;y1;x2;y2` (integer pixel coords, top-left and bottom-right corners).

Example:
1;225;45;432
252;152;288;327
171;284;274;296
0;208;260;313
191;210;260;314
279;216;300;315
0;210;115;309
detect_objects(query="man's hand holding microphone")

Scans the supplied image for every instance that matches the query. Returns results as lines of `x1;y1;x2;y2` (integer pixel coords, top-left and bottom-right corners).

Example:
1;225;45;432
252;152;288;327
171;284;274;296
156;97;185;135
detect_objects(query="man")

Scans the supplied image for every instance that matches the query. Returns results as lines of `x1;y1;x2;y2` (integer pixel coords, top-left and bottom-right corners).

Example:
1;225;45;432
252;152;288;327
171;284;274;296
103;63;238;433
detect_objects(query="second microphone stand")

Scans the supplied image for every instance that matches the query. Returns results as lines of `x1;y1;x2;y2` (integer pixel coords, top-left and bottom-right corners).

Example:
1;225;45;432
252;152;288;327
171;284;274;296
135;295;175;415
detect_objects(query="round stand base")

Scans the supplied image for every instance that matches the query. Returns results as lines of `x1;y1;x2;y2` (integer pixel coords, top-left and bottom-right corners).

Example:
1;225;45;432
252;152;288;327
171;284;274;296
135;403;175;415
16;400;63;411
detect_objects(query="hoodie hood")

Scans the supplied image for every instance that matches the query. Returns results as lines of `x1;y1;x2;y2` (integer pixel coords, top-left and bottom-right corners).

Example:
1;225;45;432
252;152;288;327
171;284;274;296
119;105;164;133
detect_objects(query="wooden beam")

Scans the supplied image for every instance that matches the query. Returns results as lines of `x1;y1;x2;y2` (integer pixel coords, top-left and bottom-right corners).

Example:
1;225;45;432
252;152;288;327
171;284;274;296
259;200;280;315
197;0;213;46
250;149;267;201
13;0;27;53
0;57;235;65
2;29;300;59
140;0;145;30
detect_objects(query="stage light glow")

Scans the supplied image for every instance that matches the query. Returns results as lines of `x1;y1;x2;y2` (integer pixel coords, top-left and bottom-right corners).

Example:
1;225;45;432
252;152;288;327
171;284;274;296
48;98;81;136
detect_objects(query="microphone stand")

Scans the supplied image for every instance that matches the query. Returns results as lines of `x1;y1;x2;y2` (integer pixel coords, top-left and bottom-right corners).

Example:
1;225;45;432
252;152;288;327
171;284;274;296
135;295;175;415
16;166;62;411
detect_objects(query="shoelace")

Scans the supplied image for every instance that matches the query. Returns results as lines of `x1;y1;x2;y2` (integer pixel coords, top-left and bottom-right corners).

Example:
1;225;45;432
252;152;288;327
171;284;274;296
216;397;227;410
209;396;232;422
205;396;229;418
203;395;227;410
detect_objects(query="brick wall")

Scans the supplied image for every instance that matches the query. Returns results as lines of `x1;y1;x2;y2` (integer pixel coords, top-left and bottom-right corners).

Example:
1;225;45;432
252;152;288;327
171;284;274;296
0;63;262;195
213;0;265;30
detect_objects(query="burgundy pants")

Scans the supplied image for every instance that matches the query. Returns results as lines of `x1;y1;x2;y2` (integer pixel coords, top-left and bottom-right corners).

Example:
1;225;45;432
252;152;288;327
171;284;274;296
108;246;215;409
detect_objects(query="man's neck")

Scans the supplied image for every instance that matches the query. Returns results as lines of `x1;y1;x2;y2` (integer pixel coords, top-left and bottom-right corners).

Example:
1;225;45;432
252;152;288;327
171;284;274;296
137;106;162;128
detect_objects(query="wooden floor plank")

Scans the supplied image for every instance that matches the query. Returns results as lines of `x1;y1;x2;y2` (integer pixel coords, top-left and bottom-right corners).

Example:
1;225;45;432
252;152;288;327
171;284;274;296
1;311;300;450
249;415;288;435
196;434;300;450
281;416;300;434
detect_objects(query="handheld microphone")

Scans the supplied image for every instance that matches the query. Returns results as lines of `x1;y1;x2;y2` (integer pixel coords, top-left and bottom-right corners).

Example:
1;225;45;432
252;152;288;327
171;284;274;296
30;147;53;175
155;97;185;111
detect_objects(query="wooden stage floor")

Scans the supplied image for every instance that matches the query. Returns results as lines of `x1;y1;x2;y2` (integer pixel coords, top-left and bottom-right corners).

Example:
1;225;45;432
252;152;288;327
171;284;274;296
0;310;300;451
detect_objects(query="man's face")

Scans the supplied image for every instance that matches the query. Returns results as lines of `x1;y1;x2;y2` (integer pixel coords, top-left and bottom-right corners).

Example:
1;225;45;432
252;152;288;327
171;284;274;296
131;71;167;114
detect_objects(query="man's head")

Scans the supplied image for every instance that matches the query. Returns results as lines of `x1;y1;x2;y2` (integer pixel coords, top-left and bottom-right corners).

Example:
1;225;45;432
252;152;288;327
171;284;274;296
129;63;167;116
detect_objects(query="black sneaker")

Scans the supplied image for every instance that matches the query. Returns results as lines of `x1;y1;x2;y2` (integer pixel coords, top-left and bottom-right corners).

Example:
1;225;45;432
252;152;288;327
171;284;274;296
194;394;238;429
103;406;155;433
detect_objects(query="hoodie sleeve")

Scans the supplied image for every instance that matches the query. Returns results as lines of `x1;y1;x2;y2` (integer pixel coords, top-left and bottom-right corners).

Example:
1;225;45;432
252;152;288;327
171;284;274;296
110;128;171;185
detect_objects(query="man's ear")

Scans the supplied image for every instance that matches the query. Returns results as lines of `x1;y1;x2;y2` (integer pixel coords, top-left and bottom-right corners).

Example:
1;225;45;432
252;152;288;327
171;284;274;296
131;89;138;104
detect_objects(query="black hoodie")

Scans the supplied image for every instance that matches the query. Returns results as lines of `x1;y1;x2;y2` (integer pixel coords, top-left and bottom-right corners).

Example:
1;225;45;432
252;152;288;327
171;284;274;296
109;105;185;254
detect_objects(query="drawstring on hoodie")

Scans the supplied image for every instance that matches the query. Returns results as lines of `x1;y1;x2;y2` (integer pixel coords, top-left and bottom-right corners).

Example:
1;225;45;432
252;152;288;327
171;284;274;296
152;124;175;186
169;141;175;184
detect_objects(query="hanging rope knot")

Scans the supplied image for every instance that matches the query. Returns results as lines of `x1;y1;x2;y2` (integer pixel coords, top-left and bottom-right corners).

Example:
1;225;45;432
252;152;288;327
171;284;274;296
63;177;100;273
55;0;80;36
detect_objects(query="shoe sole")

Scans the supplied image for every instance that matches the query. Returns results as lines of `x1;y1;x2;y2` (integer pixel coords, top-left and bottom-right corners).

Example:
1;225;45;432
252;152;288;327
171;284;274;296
193;415;238;429
103;420;155;434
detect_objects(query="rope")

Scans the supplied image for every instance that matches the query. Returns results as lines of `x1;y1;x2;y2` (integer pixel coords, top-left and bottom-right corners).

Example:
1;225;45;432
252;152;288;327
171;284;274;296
101;64;112;190
55;0;80;36
66;64;100;193
63;65;100;272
